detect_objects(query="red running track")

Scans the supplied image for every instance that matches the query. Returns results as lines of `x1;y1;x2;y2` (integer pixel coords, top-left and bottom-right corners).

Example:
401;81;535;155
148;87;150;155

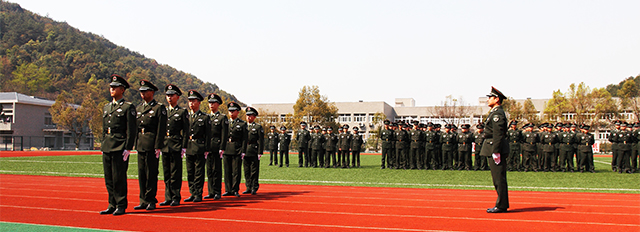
0;174;638;231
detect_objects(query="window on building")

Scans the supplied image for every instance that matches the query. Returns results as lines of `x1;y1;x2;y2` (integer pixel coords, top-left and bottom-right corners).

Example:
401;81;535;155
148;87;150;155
354;114;366;122
338;114;351;122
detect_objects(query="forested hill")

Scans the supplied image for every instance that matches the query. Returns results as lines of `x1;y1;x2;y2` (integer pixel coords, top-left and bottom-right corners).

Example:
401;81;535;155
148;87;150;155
0;1;241;107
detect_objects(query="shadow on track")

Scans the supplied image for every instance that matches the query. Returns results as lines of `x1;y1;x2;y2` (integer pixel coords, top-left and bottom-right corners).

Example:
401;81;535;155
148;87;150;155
508;206;564;213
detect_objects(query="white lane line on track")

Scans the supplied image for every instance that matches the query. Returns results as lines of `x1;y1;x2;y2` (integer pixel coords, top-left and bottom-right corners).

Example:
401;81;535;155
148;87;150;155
1;204;638;229
0;221;128;232
0;205;459;232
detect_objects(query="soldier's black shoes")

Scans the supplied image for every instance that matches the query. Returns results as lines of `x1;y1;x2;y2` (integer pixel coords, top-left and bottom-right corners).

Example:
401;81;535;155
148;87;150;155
99;208;115;215
204;194;221;200
251;190;257;195
146;204;156;210
486;207;507;213
193;196;202;202
203;195;213;199
170;201;180;206
112;208;126;216
222;192;233;196
234;192;240;197
133;204;148;210
159;201;171;206
214;194;221;200
242;190;252;194
184;196;195;202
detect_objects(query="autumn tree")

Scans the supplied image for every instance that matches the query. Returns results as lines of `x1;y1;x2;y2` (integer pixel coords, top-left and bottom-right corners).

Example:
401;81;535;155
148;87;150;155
429;95;472;125
503;97;524;123
618;79;640;121
49;90;101;149
522;98;540;125
543;90;571;121
9;63;51;96
590;87;618;128
293;86;339;128
365;112;387;152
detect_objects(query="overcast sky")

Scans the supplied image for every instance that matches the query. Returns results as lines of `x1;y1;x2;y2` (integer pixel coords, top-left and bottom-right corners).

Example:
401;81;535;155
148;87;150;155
14;0;640;106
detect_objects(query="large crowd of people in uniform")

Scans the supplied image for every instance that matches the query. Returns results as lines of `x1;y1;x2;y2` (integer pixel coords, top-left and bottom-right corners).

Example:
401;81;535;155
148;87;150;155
98;75;635;216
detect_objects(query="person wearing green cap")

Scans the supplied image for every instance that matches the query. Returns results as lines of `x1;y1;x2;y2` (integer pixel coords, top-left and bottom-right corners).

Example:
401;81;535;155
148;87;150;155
223;102;246;197
243;107;263;194
159;84;188;207
204;93;227;200
184;90;210;203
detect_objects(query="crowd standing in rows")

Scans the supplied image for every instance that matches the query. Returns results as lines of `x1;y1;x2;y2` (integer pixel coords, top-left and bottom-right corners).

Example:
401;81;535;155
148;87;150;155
98;76;635;216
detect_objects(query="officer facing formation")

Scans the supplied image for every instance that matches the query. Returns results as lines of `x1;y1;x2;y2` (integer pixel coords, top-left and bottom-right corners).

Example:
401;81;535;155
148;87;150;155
100;75;137;216
204;93;227;200
480;86;509;213
159;84;188;207
184;90;210;203
134;80;167;211
243;107;264;195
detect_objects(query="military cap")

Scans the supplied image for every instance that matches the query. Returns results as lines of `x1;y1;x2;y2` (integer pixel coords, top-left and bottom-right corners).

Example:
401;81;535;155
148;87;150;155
419;123;426;128
280;126;287;130
452;124;458;129
269;125;276;129
634;122;640;128
614;121;620;126
570;124;577;128
621;122;628;127
138;79;158;91
109;74;130;89
300;121;308;126
246;106;258;116
435;124;441;128
207;93;223;104
391;122;398;127
384;119;390;125
427;122;434;127
353;127;359;131
461;124;470;129
187;90;204;101
322;127;327;131
227;102;241;111
486;86;506;100
562;124;570;128
327;127;333;131
445;124;452;129
165;84;182;96
545;123;553;128
582;125;591;130
313;125;320;130
412;120;419;125
509;120;518;126
343;124;350;129
476;123;484;129
555;122;563;127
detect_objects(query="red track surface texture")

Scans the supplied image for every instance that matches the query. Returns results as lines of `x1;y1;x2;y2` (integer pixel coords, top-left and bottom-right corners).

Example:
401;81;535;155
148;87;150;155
0;174;638;232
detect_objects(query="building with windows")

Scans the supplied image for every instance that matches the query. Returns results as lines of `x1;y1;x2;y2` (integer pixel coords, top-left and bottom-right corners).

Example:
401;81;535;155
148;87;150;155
0;92;94;150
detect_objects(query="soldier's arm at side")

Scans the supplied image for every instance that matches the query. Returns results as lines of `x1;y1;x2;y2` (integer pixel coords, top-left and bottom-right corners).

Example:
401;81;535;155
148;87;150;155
125;104;137;151
155;105;167;149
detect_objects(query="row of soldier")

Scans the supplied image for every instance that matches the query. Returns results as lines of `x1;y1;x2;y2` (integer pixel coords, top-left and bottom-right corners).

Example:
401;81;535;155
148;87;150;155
100;76;265;216
608;120;640;174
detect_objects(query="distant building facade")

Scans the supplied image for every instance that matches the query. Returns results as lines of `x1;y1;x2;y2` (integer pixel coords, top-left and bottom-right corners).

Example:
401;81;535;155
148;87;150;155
0;92;94;150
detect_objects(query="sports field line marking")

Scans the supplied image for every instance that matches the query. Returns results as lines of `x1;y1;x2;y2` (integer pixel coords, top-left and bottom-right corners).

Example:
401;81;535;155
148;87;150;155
0;221;130;232
594;160;610;165
0;205;459;232
0;160;138;165
260;179;640;192
236;207;640;228
0;170;138;178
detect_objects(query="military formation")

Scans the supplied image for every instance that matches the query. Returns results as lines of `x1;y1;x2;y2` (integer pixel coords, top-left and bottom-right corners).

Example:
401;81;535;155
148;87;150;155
99;76;633;216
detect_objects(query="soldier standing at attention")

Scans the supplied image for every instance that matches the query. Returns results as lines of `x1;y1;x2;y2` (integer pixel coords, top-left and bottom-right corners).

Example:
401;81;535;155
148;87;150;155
409;121;424;170
133;80;167;211
479;86;509;213
324;127;337;168
521;123;539;172
184;90;210;203
506;121;522;171
541;123;558;172
243;107;263;194
457;124;473;170
100;75;136;216
394;123;408;169
553;123;563;171
559;124;577;172
609;121;620;172
577;125;595;173
278;126;291;167
423;123;438;170
338;125;352;168
631;123;640;173
319;127;327;168
617;122;633;174
473;123;487;171
296;122;311;167
441;124;456;170
266;126;279;166
434;124;443;169
351;127;364;167
380;120;394;169
223;102;247;197
310;125;324;168
204;93;227;200
159;84;188;207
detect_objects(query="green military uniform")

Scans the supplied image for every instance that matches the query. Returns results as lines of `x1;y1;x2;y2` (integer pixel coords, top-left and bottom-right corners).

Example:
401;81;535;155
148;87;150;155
506;122;522;171
394;124;408;169
296;122;311;167
479;87;509;213
324;128;338;168
310;126;325;168
434;124;443;169
338;125;352;168
540;124;557;171
160;84;188;206
100;75;137;215
266;126;279;166
278;126;291;167
473;124;487;171
633;124;640;173
609;123;619;171
559;125;577;172
616;124;633;173
184;90;210;202
205;93;228;200
223;102;247;196
521;124;539;172
134;80;167;210
409;122;425;169
424;124;438;170
576;125;595;172
351;127;364;167
243;107;263;194
440;125;456;170
457;124;473;170
380;120;394;169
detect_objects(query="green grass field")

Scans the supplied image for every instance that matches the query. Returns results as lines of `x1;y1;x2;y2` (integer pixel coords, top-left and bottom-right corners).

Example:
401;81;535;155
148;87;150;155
1;154;638;193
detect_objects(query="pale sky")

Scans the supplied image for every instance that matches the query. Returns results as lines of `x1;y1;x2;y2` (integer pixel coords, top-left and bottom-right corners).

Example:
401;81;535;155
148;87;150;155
13;0;640;106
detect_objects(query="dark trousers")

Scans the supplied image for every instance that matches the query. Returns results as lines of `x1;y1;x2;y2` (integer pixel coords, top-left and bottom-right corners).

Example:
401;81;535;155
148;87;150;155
434;146;442;169
442;148;454;169
161;150;182;202
325;150;336;168
410;147;421;169
617;149;631;172
474;152;488;170
395;148;406;169
559;148;575;171
243;156;260;192
611;145;618;170
298;147;308;167
186;153;205;197
137;151;159;205
508;145;521;170
318;150;325;167
488;154;509;210
279;150;289;167
542;151;555;171
522;150;537;171
311;149;321;167
381;147;392;168
425;148;435;169
631;146;639;171
206;152;222;196
458;149;471;170
103;151;129;209
339;149;350;168
223;155;242;193
269;149;278;165
578;151;593;171
351;150;360;167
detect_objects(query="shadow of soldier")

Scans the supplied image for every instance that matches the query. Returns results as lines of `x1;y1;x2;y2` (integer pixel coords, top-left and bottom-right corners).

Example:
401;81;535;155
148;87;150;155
129;191;311;215
507;206;564;213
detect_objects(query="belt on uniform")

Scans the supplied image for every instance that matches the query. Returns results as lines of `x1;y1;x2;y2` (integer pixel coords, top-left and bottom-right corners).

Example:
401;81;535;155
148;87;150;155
624;141;627;144
566;143;570;145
